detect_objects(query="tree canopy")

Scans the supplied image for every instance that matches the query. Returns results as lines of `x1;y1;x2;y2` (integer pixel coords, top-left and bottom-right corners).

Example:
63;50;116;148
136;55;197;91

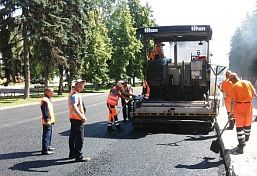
229;3;257;82
0;0;155;98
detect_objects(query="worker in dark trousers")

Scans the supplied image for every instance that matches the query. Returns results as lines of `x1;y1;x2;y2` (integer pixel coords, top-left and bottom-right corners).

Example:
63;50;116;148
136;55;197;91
68;80;90;162
40;87;56;155
121;80;134;122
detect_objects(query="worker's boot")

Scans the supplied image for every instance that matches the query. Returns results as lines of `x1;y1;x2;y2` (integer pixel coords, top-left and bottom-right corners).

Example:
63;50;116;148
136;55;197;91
236;139;245;154
226;119;234;130
237;141;246;147
116;125;123;131
107;124;114;132
236;144;244;154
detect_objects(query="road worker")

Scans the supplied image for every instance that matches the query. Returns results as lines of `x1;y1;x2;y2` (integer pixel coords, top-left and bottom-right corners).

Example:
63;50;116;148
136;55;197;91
120;80;135;122
68;80;90;162
220;70;235;130
153;42;164;60
107;81;132;131
142;80;150;99
229;73;257;154
194;49;207;60
149;42;164;60
40;87;55;155
149;50;155;61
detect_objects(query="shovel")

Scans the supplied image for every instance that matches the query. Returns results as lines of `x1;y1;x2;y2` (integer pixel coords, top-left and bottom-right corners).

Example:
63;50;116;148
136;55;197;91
117;99;133;116
210;117;231;153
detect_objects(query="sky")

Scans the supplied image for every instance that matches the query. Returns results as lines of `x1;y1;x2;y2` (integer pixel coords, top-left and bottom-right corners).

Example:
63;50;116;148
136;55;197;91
140;0;256;66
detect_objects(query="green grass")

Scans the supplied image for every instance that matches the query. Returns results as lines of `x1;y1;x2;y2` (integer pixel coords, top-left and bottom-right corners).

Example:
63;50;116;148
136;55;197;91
0;93;68;108
0;85;139;109
0;88;109;109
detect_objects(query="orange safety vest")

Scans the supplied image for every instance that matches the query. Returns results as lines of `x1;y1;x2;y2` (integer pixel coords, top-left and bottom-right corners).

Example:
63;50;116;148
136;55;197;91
221;78;233;112
221;79;233;97
40;97;56;124
231;80;255;103
107;86;120;106
231;80;255;127
149;50;155;61
68;90;85;120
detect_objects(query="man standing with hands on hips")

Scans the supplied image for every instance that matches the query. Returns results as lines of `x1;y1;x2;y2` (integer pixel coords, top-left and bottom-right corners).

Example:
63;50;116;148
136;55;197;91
68;80;90;162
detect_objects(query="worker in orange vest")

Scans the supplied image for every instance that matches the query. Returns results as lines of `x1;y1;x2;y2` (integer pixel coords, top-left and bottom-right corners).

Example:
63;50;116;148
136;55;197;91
40;87;56;155
220;70;235;130
107;81;132;131
149;42;164;60
230;73;257;154
142;80;150;99
68;80;90;162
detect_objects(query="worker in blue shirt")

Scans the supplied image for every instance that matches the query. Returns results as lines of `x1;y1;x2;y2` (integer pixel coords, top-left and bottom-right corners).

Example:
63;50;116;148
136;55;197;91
40;87;56;155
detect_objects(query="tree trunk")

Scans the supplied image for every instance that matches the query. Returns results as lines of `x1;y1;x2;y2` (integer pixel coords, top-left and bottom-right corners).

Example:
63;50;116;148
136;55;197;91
44;56;49;88
68;70;72;92
11;59;16;83
22;8;30;99
132;72;136;87
58;65;64;95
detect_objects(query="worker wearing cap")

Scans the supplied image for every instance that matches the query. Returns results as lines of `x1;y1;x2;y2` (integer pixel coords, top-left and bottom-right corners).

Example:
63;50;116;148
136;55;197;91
68;80;90;162
230;73;256;154
220;70;235;130
106;81;132;131
40;87;56;155
120;80;134;122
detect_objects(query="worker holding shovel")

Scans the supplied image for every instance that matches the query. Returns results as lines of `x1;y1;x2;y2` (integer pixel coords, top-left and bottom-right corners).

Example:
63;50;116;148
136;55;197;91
106;81;132;132
220;70;235;130
229;73;256;154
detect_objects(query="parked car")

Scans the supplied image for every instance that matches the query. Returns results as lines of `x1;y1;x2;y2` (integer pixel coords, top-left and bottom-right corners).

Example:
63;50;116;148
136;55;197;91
30;77;45;85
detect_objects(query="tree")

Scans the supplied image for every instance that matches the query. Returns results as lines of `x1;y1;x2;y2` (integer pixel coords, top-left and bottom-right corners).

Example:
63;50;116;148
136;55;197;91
0;0;156;95
229;6;257;82
0;0;20;85
107;1;141;82
127;0;155;85
229;28;246;74
30;1;68;88
60;0;89;92
82;9;112;88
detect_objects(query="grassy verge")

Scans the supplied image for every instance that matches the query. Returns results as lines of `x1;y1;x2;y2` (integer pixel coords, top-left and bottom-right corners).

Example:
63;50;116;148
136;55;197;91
0;88;108;109
0;93;68;108
0;84;140;109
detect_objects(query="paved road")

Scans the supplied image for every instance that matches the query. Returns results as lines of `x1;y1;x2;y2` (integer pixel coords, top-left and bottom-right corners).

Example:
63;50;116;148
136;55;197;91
0;91;226;176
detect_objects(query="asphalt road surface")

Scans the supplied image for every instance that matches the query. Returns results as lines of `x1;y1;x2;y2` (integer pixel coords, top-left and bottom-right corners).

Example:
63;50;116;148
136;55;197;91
0;89;226;176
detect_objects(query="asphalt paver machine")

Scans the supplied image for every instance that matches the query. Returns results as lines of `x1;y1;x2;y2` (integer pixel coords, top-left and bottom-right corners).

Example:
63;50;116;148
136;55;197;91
132;25;223;132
